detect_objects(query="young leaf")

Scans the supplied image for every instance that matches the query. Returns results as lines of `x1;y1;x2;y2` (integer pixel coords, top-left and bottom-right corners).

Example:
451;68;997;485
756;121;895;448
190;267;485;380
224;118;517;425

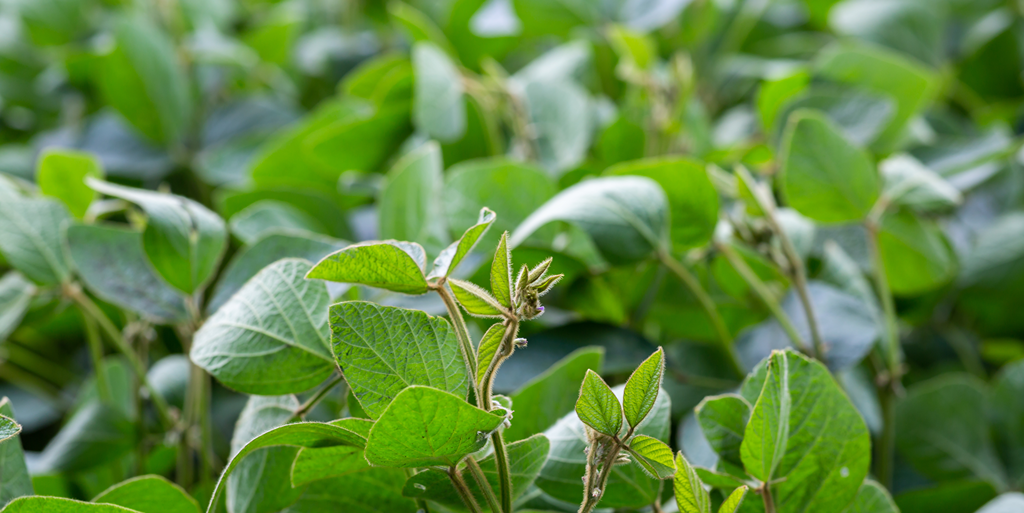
0;398;32;506
412;42;466;142
491;231;513;308
694;394;751;466
718;485;749;513
476;323;506;384
378;142;448;256
628;435;675;479
507;347;604;441
449;278;505;317
510;176;669;265
363;386;506;467
66;224;188;323
330;302;469;419
674;451;711;513
0;273;35;343
841;480;897;513
92;475;199;513
780;109;880;224
36;149;102;219
623;347;665;429
0;196;72;285
428;207;496;279
575;369;623;436
87;179;226;294
191;259;333;395
307;240;428;294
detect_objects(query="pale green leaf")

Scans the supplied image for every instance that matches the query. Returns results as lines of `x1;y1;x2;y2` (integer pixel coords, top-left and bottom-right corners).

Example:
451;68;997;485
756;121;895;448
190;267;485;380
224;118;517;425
228;200;325;245
607;25;656;69
758;71;810;131
878;211;956;296
0;273;35;342
976;493;1024;513
286;468;418;512
491;231;513;308
628;435;675;479
66;224;187;323
623;347;665;429
449;278;504;317
92;476;199;513
780;109;880;224
36;149;102;219
412;42;466;142
428;207;496;279
363;386;506;467
306;240;428;295
575;369;623;436
718;485;749;513
379;142;448;256
510;176;669;265
191;258;333;395
523;79;592;175
0;196;71;285
841;480;897;513
330;301;469;419
674;451;711;513
0;398;32;506
227;395;304;513
290;445;369;487
507;347;604;442
695;393;750;466
87;179;226;294
476;322;506;384
880;154;961;211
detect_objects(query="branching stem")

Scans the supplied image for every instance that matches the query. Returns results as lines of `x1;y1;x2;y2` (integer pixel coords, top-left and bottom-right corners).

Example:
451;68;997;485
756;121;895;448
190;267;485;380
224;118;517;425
290;374;345;422
433;282;479;399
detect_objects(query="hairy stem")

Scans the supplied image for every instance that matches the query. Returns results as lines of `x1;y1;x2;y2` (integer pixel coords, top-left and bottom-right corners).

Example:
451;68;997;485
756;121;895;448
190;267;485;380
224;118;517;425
491;431;512;513
760;484;776;513
466;456;502;513
434;283;479;399
81;311;112;403
657;251;744;377
579;439;621;513
290;374;345;422
717;242;812;357
479;319;518;513
450;464;484;513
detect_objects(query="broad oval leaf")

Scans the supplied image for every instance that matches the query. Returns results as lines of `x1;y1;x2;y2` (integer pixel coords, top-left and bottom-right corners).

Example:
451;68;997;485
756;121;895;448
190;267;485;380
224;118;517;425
36;149;102;219
623;347;665;429
307;240;428;295
191;258;333;395
66;224;187;324
363;386;506;467
378;142;449;256
575;369;623;436
629;434;675;479
523;79;592;175
227;395;303;513
780;109;880;224
87;179;226;294
92;475;199;513
228;200;326;245
330;301;469;419
412;42;466;142
0;196;71;285
510;176;669;265
695;393;751;466
878;210;956;296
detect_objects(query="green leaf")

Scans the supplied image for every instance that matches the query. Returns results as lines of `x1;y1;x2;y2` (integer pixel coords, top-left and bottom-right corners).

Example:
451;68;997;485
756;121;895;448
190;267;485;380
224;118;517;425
92;476;199;513
2;497;141;512
741;350;871;512
87;179;226;294
66;224;187;323
718;486;749;513
207;420;366;513
401;434;551;507
36;149;102;219
575;369;623;436
600;117;646;165
449;278;504;317
0;398;32;506
0;196;71;285
695;393;751;466
429;207;496;279
330;301;469;419
0;273;35;342
510;176;669;265
378;142;449;255
0;415;19;443
758;71;810;131
412;42;466;142
623;347;665;429
896;374;1007;488
842;480;898;513
674;451;711;513
35;402;136;474
522;79;592;175
290;444;369;487
780;109;880;224
491;231;513;308
878;210;956;296
303;102;413;178
388;2;456;57
307;240;428;295
228;200;326;245
288;468;418;512
97;14;192;144
191;258;333;395
363;386;506;467
507;347;604;442
606;157;719;250
628;435;675;479
880;155;961;211
476;323;506;384
208;232;347;314
607;25;656;70
992;360;1024;484
227;395;304;513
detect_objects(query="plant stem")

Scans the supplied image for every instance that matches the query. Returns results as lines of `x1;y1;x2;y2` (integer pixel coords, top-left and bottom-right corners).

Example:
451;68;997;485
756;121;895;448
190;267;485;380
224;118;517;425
491;431;512;513
290;374;345;422
434;283;479;397
760;484;776;513
478;319;518;513
449;464;484;513
657;250;744;377
81;311;112;403
67;285;175;429
579;439;621;513
466;456;502;513
716;242;813;356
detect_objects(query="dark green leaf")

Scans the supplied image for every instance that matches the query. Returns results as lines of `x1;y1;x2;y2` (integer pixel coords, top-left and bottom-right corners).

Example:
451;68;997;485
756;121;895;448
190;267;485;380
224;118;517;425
379;142;449;255
35;403;136;474
695;393;751;466
290;445;369;487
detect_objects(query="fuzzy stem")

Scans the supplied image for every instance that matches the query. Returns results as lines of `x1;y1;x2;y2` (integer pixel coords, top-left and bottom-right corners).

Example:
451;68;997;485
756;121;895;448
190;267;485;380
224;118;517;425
434;283;479;399
450;465;484;513
491;431;512;513
81;311;112;403
290;374;345;422
657;251;744;377
866;222;902;488
479;319;518;513
466;456;502;513
717;242;813;356
579;439;621;513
